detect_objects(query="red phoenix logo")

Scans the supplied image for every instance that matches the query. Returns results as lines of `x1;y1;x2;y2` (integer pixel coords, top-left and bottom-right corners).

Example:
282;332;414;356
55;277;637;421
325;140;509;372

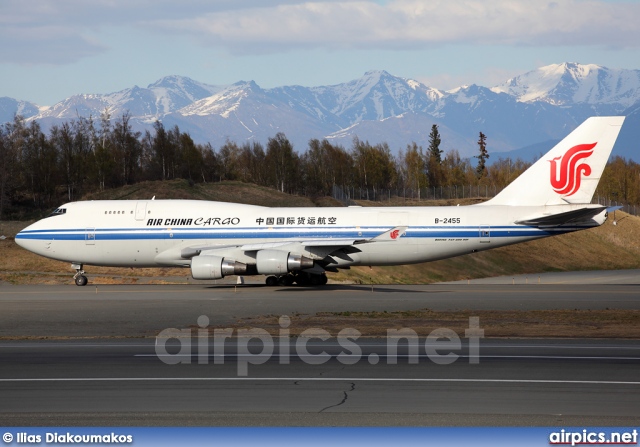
390;229;400;240
548;143;597;196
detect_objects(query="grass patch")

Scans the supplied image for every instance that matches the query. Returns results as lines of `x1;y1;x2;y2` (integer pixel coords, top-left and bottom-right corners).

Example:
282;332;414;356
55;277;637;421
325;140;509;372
212;309;640;338
83;179;320;208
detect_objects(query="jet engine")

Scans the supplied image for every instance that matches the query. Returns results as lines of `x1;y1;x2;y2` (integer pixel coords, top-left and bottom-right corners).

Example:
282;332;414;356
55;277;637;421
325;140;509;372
256;250;314;275
191;255;247;280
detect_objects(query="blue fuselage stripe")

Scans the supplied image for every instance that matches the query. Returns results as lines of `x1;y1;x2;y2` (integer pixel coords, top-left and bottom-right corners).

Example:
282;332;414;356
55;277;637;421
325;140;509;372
15;226;583;241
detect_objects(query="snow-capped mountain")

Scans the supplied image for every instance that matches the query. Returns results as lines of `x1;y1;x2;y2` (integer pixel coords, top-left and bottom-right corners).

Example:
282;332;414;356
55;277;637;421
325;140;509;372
163;81;331;147
164;71;448;150
0;97;40;124
492;62;640;108
2;63;639;160
33;75;223;123
304;70;441;125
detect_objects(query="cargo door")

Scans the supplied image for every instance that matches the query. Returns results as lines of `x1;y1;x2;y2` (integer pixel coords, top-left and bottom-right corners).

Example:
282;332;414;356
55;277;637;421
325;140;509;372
135;201;147;221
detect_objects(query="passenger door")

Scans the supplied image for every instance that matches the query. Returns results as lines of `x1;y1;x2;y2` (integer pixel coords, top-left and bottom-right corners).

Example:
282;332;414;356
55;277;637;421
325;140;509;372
479;225;491;243
85;227;96;245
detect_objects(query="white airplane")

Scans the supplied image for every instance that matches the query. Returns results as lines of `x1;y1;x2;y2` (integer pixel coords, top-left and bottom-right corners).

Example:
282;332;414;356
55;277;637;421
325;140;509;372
16;116;625;287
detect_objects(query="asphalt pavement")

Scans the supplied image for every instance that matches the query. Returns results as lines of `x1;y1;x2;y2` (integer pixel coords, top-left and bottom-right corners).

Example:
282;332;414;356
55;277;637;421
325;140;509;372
1;271;639;426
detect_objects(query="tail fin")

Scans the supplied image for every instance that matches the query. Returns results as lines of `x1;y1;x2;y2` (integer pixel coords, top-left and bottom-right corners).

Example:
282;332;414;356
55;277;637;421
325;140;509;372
483;116;625;206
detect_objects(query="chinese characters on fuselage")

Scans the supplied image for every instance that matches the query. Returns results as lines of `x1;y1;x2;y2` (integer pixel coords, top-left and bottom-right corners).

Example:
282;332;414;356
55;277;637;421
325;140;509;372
255;217;338;225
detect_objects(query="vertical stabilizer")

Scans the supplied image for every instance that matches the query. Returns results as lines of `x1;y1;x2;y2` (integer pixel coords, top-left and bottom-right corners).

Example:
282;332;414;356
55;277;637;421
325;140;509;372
482;116;625;206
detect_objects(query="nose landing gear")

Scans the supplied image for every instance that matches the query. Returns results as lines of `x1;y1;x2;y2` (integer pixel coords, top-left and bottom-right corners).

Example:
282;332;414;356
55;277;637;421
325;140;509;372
72;263;88;286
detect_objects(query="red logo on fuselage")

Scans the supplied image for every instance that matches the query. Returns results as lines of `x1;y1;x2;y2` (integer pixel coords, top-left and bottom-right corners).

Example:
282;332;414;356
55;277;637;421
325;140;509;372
548;143;597;196
390;229;400;240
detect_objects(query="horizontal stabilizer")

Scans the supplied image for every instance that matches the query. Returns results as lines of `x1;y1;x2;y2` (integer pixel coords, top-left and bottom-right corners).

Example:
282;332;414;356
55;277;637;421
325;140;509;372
515;206;607;227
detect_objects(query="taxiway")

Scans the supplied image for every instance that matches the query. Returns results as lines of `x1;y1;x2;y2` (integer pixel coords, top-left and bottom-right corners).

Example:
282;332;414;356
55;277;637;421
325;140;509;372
1;270;639;426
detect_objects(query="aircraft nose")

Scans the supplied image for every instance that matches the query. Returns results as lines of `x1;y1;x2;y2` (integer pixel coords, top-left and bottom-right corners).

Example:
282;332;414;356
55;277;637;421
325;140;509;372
14;225;43;254
15;229;32;250
15;229;27;248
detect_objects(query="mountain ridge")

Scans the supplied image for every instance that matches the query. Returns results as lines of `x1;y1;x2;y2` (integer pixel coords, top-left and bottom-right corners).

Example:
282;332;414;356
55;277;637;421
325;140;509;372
2;63;639;160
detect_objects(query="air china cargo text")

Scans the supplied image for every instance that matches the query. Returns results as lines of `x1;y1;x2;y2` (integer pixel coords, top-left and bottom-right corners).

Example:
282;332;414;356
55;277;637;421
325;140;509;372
147;217;240;226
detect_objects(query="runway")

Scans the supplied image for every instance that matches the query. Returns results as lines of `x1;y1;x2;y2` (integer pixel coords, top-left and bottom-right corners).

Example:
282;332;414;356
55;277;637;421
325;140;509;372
1;273;640;338
1;338;640;426
441;268;640;285
1;270;639;426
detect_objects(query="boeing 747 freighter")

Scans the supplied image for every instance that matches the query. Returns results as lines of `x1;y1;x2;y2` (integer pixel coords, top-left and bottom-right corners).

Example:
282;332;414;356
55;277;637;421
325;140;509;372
16;117;625;286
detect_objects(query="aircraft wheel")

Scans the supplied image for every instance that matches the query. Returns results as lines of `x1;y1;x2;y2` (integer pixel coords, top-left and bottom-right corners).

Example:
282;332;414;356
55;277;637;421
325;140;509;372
294;274;311;286
265;276;279;287
75;275;88;286
278;275;294;286
310;274;324;286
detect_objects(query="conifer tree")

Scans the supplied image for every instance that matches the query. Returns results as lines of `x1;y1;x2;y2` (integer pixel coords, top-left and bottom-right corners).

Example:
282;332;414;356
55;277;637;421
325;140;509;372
427;124;442;164
475;131;489;178
427;124;443;187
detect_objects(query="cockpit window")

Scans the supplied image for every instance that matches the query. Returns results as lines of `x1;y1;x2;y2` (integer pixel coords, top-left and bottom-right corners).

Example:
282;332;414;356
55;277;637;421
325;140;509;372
48;208;67;217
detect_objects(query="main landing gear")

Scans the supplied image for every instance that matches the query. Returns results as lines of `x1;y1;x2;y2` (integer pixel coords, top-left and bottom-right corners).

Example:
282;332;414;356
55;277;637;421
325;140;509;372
265;272;328;287
72;263;88;286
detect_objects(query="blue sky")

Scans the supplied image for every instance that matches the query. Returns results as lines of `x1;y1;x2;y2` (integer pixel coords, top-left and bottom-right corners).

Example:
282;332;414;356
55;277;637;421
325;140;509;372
1;0;639;105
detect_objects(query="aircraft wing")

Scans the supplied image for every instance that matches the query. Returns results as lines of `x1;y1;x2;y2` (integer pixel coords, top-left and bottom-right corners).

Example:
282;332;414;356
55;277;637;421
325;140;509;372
515;206;608;227
179;226;408;259
242;239;362;250
240;239;366;261
242;226;408;249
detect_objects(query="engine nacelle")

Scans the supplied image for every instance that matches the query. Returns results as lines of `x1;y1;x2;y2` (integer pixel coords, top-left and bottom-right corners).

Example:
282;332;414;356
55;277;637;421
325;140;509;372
256;250;314;275
191;255;247;280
